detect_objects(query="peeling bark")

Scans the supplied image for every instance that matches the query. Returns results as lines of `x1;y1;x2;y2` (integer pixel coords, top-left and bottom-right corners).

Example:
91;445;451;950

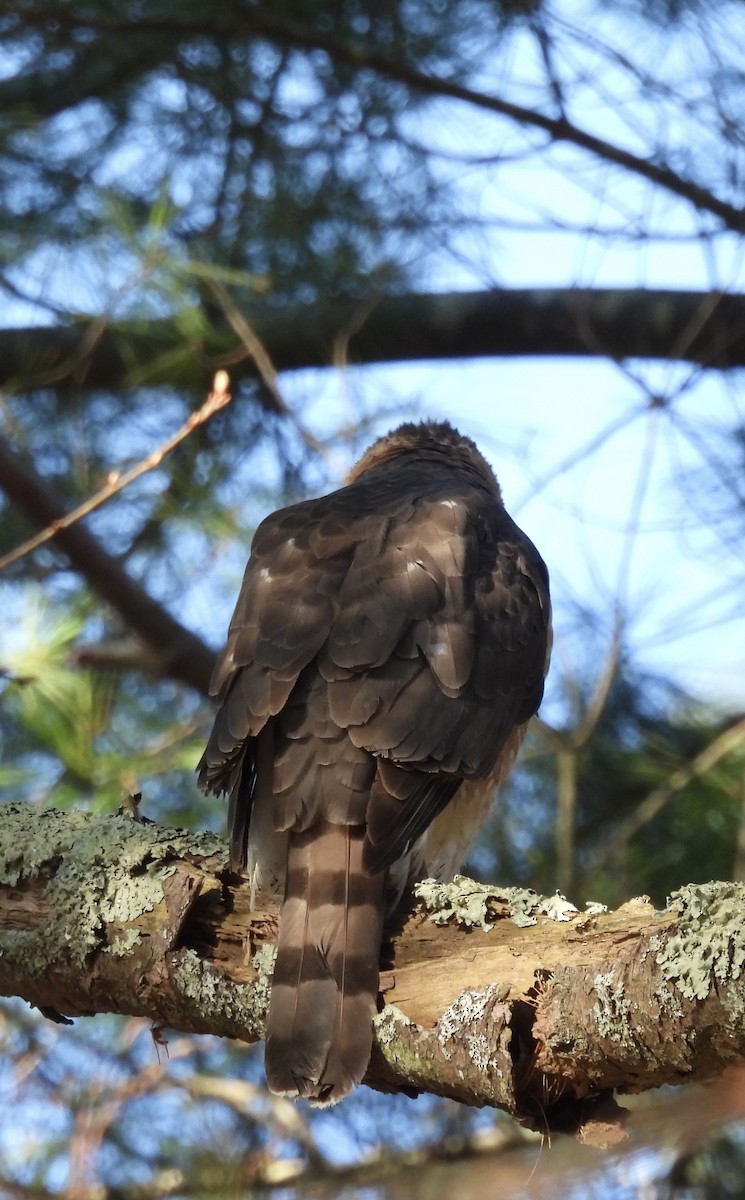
2;803;745;1133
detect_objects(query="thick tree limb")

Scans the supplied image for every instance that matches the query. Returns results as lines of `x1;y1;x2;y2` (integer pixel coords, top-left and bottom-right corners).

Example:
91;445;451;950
4;289;745;397
2;803;745;1132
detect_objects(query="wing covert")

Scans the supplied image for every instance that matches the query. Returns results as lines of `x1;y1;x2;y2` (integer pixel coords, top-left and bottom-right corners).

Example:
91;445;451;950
199;447;550;870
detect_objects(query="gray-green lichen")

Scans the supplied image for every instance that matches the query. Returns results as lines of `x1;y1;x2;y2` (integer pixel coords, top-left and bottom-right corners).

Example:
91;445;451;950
106;928;142;957
373;1005;428;1078
0;802;225;975
592;970;634;1046
374;1003;413;1043
542;892;579;922
654;882;745;1002
171;948;267;1040
415;876;582;930
101;873;168;926
436;983;506;1071
251;944;276;1017
414;877;497;930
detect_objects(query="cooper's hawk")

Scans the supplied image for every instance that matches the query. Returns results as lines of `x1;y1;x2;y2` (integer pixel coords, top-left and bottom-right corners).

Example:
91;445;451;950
197;420;550;1104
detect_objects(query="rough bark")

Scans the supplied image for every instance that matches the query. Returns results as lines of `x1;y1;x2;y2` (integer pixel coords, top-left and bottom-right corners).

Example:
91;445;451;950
4;288;745;397
2;802;745;1134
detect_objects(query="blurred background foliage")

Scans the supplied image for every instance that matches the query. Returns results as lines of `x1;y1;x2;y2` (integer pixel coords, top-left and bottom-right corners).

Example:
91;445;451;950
1;0;745;1196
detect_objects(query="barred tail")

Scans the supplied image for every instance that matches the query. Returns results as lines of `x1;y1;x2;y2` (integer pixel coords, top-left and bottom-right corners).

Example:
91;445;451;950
265;821;385;1106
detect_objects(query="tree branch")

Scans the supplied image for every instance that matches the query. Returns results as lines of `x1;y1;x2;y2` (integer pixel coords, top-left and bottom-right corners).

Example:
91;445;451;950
591;714;745;873
0;372;232;574
235;12;745;233
15;10;745;231
2;803;745;1133
4;289;745;398
0;437;216;695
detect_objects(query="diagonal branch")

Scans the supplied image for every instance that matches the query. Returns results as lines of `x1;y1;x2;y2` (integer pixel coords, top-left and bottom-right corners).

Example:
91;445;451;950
206;282;332;462
0;372;232;574
591;714;745;872
234;13;745;233
0;437;216;695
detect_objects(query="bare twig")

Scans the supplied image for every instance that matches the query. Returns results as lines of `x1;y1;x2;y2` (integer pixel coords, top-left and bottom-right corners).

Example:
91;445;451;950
733;773;745;882
0;372;232;574
331;293;384;374
0;444;216;695
542;613;623;895
555;748;577;896
205;281;333;463
550;631;622;895
575;626;624;750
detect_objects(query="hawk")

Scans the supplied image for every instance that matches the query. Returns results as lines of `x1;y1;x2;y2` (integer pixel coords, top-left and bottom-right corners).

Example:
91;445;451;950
197;420;550;1104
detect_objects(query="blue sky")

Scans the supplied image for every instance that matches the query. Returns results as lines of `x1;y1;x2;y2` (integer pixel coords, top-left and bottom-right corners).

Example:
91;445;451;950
3;2;745;721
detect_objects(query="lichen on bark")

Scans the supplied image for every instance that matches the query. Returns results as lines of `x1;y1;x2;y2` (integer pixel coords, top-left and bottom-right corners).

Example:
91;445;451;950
653;882;745;1001
0;804;225;978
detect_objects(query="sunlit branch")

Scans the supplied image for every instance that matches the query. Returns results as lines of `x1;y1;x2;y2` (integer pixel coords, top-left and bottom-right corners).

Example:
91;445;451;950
0;442;216;695
0;372;232;574
3;804;745;1133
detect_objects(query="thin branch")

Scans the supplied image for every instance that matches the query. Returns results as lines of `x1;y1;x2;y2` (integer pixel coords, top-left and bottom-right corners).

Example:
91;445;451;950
182;1076;324;1165
206;282;334;464
0;447;216;696
733;773;745;882
206;285;287;416
575;626;624;750
611;402;661;621
530;13;567;120
555;749;578;896
546;627;623;895
513;403;645;515
235;12;745;232
23;9;745;231
0;372;232;574
593;715;745;870
67;1042;196;1194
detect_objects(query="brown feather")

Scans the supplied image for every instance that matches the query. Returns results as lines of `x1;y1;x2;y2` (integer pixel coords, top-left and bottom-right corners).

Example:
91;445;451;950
265;822;385;1104
196;419;552;1104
